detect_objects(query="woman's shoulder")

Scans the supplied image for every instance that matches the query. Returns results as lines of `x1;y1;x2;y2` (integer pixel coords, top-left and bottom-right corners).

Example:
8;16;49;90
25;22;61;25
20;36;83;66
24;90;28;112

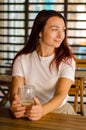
64;57;76;65
60;57;76;69
16;51;36;61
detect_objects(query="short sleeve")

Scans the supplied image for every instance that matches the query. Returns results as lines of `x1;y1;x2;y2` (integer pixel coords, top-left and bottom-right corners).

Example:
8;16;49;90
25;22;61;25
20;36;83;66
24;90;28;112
59;59;76;83
12;56;24;77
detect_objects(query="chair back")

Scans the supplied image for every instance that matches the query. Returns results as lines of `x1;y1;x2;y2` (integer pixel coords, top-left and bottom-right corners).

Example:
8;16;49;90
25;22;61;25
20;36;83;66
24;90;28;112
0;75;12;106
68;78;80;113
69;59;86;115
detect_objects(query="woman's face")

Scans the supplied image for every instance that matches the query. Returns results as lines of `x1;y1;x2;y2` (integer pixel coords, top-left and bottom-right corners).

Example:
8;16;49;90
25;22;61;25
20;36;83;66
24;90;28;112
39;16;66;49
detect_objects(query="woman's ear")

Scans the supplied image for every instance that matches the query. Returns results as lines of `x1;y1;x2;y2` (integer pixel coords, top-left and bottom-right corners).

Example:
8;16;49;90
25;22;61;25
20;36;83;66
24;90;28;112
39;32;42;38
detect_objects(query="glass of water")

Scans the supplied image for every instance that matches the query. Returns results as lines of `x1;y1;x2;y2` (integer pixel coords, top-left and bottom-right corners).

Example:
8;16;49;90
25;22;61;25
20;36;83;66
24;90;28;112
18;85;34;107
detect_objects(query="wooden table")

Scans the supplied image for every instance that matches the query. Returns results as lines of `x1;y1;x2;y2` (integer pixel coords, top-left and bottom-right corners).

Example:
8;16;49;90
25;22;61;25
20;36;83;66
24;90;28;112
0;107;86;130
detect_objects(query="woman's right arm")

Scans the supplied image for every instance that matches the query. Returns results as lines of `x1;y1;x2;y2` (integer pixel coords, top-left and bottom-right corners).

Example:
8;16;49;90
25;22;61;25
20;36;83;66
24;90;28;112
10;76;24;102
10;76;25;118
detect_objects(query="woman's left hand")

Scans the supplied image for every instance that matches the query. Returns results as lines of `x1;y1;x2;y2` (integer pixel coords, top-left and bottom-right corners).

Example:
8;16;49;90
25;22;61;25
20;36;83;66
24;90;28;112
25;97;43;121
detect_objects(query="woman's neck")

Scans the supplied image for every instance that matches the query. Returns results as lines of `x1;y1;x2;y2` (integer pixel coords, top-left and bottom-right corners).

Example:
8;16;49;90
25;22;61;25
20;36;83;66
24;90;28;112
37;45;55;57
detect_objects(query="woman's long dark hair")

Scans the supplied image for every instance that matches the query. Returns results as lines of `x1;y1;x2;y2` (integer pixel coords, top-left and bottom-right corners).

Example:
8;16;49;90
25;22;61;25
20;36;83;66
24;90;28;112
12;10;75;69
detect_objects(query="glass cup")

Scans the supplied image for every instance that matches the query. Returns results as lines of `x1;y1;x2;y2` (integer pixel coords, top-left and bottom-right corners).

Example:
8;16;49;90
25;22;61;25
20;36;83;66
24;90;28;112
18;85;34;107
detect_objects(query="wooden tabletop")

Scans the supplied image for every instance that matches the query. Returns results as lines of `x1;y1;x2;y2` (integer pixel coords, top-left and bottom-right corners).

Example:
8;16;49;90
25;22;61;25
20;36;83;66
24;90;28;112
0;107;86;130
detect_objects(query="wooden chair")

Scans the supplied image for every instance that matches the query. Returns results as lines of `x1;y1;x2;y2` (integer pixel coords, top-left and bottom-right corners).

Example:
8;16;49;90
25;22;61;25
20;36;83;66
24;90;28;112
69;59;86;115
76;59;86;115
0;75;12;106
69;78;82;114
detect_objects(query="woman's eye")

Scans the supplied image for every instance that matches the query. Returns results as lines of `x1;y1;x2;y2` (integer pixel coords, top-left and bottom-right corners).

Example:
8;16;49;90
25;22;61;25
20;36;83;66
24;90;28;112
52;28;58;31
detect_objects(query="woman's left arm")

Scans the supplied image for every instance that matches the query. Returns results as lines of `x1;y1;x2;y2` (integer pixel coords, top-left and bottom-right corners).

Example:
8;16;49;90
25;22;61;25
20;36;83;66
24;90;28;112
42;77;73;116
26;77;73;121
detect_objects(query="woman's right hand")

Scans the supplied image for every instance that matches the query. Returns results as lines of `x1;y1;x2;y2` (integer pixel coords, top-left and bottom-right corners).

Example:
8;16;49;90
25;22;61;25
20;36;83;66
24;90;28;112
10;94;26;118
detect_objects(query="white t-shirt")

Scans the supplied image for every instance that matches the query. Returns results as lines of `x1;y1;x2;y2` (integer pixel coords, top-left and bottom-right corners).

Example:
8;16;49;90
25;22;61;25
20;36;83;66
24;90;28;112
12;51;76;106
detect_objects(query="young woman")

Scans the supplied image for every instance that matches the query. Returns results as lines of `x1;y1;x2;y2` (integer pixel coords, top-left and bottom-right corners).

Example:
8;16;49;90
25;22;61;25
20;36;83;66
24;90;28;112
10;10;76;121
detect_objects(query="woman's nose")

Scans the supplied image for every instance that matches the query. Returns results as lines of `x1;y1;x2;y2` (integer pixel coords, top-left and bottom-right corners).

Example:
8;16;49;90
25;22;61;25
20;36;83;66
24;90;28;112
57;30;64;39
57;31;61;38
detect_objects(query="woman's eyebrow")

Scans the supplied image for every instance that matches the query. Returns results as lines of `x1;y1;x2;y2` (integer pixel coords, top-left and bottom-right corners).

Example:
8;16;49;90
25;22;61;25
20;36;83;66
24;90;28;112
50;25;66;29
50;25;59;28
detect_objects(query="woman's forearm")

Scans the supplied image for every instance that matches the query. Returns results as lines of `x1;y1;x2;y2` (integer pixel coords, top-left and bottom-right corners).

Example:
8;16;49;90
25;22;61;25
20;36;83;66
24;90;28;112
42;94;66;116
